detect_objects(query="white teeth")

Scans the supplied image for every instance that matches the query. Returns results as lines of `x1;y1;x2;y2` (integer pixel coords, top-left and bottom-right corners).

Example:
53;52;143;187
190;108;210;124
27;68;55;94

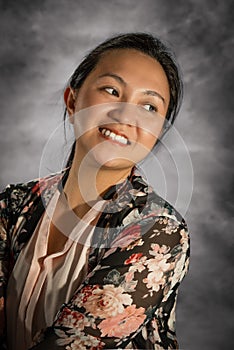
100;128;128;145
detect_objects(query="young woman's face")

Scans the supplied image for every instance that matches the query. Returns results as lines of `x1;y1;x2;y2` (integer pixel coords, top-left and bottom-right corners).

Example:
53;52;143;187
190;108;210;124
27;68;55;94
66;49;170;170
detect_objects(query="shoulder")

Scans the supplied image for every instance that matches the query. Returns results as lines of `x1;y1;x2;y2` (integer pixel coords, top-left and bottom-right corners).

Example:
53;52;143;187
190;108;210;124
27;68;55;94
125;172;188;230
0;169;66;217
102;172;189;254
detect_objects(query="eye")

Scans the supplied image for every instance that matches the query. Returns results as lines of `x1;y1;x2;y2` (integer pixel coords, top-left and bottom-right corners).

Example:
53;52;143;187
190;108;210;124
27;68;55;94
104;87;119;97
142;104;158;113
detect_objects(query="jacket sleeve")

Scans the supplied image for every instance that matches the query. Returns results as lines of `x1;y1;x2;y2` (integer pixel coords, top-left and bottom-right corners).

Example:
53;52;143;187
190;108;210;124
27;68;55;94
31;215;189;350
0;185;13;348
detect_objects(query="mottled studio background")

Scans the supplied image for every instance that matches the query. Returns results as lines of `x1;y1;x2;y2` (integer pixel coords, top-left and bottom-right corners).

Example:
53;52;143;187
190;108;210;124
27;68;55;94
0;0;234;349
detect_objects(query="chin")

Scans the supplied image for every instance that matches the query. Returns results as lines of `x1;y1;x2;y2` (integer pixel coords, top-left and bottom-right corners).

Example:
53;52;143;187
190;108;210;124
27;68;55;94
93;156;133;170
101;161;135;171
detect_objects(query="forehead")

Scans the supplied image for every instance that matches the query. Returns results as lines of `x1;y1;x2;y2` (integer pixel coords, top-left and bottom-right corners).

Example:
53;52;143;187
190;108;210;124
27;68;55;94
91;48;169;94
98;48;160;68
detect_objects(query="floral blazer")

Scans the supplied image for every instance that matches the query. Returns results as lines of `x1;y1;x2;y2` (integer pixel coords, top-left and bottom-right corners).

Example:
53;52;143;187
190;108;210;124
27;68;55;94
0;167;189;349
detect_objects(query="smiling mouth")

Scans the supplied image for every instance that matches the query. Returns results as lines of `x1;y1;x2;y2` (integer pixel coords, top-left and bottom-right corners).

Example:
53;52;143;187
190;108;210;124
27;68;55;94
99;127;130;145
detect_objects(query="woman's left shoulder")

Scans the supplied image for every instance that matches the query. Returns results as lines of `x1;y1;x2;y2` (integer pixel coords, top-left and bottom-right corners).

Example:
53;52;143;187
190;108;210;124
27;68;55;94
141;187;189;247
109;177;189;258
126;173;188;232
147;188;188;229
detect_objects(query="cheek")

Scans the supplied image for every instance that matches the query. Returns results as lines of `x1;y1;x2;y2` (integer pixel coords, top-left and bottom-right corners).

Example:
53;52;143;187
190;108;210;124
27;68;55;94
74;89;107;111
138;130;158;150
136;112;166;145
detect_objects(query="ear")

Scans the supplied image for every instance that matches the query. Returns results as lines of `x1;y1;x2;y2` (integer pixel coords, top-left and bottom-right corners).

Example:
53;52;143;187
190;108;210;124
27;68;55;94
64;87;76;123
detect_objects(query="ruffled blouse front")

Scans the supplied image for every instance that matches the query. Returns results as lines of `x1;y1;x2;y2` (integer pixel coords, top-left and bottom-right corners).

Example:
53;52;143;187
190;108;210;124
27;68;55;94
6;188;106;350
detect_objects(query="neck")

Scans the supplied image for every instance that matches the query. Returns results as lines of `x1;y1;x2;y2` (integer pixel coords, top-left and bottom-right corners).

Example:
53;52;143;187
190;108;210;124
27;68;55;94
63;147;132;211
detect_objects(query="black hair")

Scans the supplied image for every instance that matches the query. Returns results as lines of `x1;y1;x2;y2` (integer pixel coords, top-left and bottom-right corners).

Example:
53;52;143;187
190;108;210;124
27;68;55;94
63;32;183;168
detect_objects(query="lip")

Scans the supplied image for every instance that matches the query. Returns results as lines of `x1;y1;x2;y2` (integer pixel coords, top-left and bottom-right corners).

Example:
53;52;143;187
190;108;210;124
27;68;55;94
98;127;131;146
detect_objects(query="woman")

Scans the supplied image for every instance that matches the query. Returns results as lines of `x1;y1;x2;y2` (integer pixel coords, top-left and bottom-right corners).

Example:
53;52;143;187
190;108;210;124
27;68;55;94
0;33;189;349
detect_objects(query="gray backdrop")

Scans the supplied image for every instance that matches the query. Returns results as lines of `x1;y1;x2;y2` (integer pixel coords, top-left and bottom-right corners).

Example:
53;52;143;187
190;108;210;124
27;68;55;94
0;0;233;349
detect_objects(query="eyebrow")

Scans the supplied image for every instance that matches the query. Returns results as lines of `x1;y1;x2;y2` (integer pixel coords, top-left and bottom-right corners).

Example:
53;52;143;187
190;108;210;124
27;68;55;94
143;90;165;105
97;73;165;105
98;73;127;86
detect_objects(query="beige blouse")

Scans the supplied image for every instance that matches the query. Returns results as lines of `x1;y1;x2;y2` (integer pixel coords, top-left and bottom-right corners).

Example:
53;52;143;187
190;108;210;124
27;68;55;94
6;188;106;350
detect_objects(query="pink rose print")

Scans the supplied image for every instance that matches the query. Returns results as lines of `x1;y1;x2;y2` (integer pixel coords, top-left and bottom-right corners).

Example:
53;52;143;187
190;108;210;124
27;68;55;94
143;270;165;292
55;329;105;349
73;285;99;306
65;335;104;350
124;253;143;265
74;285;132;318
56;307;90;329
143;243;172;293
98;305;146;338
125;271;135;283
149;243;170;256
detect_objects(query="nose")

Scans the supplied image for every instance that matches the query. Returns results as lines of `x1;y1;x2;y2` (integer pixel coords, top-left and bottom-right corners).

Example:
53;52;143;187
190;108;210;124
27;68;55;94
107;102;139;127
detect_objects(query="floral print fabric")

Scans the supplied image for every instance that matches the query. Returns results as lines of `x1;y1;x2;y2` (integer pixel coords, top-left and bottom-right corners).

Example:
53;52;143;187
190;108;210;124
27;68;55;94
0;167;189;349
